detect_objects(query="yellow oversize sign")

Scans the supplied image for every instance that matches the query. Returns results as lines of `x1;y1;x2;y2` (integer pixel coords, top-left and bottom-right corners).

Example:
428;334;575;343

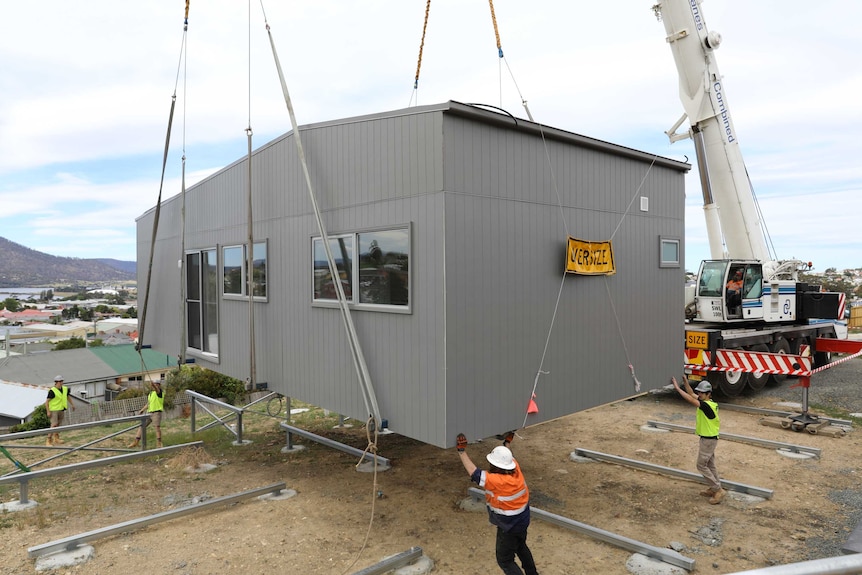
565;237;616;276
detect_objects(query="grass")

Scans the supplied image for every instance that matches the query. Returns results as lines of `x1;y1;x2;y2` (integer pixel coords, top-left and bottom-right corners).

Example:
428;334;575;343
0;399;347;531
807;403;862;426
0;398;372;519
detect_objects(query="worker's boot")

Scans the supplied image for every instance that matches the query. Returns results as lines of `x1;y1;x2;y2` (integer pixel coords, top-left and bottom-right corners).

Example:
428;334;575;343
699;488;716;497
53;434;64;445
157;439;163;448
708;489;727;505
45;435;54;446
128;438;140;448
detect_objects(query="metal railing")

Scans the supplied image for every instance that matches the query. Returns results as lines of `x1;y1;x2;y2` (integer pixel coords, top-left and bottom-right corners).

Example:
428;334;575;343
187;390;250;445
0;415;151;478
0;442;203;505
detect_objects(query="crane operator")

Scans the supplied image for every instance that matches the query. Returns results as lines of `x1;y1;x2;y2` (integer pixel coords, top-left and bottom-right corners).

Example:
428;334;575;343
726;269;744;310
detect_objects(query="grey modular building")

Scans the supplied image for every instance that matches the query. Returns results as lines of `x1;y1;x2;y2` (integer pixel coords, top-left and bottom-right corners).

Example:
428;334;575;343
136;100;689;448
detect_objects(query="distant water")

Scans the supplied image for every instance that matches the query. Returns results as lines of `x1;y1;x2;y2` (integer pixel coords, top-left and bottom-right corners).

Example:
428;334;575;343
0;287;46;300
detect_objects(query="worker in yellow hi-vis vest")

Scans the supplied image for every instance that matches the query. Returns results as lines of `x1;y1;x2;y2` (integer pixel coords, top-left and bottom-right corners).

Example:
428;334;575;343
128;380;165;449
44;375;75;446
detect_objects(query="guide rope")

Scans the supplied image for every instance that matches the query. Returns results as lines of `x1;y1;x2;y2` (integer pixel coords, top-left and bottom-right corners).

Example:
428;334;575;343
138;2;191;384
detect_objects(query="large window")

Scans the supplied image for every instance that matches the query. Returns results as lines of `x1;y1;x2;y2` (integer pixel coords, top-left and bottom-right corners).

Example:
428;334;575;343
186;248;219;356
223;241;268;300
312;226;410;310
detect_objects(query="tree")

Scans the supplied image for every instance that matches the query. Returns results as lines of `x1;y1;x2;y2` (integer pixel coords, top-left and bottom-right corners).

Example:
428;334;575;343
2;298;21;312
62;305;80;319
53;336;87;351
167;365;247;405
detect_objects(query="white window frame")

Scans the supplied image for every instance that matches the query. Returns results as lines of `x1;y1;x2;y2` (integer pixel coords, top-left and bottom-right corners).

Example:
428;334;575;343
659;236;681;268
311;224;411;314
222;240;268;302
185;247;220;361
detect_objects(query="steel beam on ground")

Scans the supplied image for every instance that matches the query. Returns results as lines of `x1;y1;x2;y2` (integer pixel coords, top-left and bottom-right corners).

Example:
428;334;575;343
574;448;773;499
0;442;203;505
279;423;390;468
351;547;423;575
467;487;694;571
28;482;286;558
723;553;862;575
718;403;852;427
645;420;821;458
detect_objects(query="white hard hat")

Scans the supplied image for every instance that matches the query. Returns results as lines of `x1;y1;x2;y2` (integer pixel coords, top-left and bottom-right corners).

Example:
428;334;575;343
54;375;64;382
486;445;516;470
694;381;712;393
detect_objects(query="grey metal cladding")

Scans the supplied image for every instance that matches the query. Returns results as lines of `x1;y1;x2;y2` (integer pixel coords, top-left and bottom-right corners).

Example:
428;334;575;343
136;101;687;448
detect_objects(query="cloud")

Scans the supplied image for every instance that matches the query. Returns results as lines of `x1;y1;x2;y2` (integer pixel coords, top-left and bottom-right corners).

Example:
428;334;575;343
0;0;859;269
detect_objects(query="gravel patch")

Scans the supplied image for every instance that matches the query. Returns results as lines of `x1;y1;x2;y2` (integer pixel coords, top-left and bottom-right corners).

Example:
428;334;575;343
763;345;862;416
755;349;862;560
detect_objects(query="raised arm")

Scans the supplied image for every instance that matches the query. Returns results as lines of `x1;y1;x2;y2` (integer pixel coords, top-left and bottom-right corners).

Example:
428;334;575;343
456;433;477;476
672;376;700;407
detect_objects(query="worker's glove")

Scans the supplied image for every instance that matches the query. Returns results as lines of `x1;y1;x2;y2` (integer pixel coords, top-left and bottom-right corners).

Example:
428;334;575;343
456;433;468;452
502;431;515;446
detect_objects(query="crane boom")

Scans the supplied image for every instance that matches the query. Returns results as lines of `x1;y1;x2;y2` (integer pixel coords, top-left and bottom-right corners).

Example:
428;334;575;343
653;1;847;399
653;0;769;263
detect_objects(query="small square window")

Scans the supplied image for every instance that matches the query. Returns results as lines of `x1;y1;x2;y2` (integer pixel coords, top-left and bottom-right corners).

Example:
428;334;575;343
660;237;680;268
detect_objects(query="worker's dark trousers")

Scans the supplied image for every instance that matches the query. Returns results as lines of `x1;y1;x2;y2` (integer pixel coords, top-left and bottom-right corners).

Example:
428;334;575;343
495;527;538;575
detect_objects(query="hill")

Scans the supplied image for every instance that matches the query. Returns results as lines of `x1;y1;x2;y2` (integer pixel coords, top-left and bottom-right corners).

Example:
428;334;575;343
0;236;136;287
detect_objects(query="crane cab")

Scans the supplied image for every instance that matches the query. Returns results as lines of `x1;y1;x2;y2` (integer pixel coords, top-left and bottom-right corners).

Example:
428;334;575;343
691;260;774;323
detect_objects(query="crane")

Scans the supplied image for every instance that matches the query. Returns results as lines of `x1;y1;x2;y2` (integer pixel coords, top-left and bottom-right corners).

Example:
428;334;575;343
652;0;849;397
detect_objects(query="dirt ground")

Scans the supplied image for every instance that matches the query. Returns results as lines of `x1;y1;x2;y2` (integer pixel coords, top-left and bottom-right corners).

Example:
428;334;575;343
1;381;861;575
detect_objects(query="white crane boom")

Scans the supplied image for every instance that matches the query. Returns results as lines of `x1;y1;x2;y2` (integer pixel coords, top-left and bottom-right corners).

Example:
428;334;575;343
653;0;770;263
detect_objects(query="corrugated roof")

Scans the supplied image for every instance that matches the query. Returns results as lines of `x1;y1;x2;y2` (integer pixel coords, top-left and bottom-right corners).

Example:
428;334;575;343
0;345;174;386
88;345;176;374
0;380;48;419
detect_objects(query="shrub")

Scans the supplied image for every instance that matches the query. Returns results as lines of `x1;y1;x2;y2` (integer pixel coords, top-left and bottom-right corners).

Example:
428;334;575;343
9;405;50;432
167;365;246;405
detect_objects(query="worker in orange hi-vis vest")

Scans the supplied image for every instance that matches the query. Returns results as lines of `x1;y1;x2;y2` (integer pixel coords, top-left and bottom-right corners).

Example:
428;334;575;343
456;431;538;575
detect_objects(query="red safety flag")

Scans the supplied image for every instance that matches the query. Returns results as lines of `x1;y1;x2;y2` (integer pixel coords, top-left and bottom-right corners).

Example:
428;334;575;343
526;394;539;414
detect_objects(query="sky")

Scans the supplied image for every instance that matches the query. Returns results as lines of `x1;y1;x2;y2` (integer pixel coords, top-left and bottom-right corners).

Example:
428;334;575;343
1;1;860;273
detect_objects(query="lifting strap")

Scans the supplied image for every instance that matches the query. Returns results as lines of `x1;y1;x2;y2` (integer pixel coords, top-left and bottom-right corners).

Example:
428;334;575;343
260;15;383;429
138;2;190;383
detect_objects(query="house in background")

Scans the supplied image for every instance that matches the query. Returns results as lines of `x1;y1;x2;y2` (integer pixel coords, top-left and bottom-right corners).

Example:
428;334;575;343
137;101;689;448
0;381;47;428
0;344;176;402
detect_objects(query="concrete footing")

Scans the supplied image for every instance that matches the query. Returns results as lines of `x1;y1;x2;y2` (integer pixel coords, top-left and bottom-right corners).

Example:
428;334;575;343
259;488;297;501
393;554;434;574
625;553;687;575
356;459;391;473
0;499;38;512
34;544;94;572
